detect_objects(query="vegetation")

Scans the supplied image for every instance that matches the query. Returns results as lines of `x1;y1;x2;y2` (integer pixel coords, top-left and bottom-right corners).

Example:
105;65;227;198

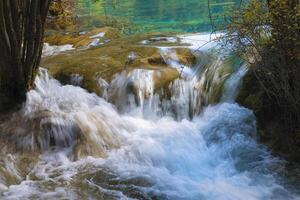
47;0;75;30
0;1;51;112
225;0;300;159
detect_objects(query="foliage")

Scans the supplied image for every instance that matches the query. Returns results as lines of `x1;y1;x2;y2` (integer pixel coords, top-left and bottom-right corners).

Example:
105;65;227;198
225;0;299;62
224;0;271;62
48;0;76;30
225;0;300;154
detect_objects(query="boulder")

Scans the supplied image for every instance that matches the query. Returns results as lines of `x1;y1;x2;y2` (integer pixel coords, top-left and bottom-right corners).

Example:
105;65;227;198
237;70;300;163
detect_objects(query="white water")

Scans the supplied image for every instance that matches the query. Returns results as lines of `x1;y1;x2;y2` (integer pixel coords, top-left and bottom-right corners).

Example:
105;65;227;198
1;33;299;200
222;64;248;102
42;43;74;57
179;33;223;50
0;68;298;200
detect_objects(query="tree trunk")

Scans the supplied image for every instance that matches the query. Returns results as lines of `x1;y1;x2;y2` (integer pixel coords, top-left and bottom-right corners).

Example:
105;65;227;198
0;0;51;112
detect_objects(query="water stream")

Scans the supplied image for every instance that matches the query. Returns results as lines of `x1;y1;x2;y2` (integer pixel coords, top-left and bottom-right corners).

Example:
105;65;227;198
0;33;300;199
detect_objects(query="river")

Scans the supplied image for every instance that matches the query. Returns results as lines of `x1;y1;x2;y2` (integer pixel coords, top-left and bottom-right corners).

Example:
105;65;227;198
0;1;300;199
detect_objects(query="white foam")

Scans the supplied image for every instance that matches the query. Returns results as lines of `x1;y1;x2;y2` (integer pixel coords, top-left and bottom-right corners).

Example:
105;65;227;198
3;86;292;199
90;32;105;39
1;36;299;199
179;32;224;50
222;64;248;102
42;43;74;57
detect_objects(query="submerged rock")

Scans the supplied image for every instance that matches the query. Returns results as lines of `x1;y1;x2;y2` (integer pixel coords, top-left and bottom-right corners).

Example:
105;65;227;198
0;71;124;160
0;109;121;160
0;111;79;152
0;141;39;191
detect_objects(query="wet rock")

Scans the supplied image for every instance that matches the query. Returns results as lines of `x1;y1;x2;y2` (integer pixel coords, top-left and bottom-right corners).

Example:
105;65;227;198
0;111;79;152
236;71;263;114
153;68;180;91
175;48;197;66
71;112;121;160
237;70;300;163
45;27;121;48
146;54;166;65
0;109;120;161
41;33;195;96
0;144;39;190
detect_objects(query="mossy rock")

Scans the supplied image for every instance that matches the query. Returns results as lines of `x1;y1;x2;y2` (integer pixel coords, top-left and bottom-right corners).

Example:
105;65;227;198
153;68;179;91
241;94;262;114
42;33;195;95
236;70;263;115
236;70;300;162
175;48;197;66
45;27;121;48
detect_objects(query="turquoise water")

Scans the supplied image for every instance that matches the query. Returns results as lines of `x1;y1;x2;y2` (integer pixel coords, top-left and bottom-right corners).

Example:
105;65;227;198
76;0;242;33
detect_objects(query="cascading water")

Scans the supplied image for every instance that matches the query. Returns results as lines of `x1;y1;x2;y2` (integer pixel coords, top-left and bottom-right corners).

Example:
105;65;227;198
222;64;248;102
0;34;299;200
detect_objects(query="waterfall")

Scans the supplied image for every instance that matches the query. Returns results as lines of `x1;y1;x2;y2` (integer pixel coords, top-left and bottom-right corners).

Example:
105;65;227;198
0;33;299;200
0;68;124;158
222;64;248;102
103;45;235;120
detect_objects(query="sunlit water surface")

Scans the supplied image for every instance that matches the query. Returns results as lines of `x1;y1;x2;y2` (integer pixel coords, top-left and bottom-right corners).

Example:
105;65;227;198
76;0;243;33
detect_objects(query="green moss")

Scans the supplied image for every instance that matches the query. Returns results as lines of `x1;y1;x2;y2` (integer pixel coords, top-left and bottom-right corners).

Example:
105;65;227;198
45;27;121;48
236;70;300;162
175;48;197;66
236;70;263;115
42;31;195;94
243;94;262;113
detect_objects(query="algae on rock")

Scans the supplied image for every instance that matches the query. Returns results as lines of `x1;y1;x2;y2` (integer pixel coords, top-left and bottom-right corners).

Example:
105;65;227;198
42;32;196;95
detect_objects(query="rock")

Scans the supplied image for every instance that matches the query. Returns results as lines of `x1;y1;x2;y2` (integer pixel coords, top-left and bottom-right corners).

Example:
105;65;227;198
236;71;263;115
0;109;120;160
0;149;38;189
237;70;300;163
175;48;197;66
45;27;121;48
0;111;79;152
41;32;196;95
146;54;166;65
153;68;180;91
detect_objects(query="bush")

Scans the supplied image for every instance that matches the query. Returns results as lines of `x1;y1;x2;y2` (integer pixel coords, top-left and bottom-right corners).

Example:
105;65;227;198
225;0;300;129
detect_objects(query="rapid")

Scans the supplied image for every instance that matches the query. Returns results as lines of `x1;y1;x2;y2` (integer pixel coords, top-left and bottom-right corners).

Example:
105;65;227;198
0;33;299;200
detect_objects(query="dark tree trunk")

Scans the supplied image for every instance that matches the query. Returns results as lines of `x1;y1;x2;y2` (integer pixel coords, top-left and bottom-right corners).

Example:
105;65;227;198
0;0;51;112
